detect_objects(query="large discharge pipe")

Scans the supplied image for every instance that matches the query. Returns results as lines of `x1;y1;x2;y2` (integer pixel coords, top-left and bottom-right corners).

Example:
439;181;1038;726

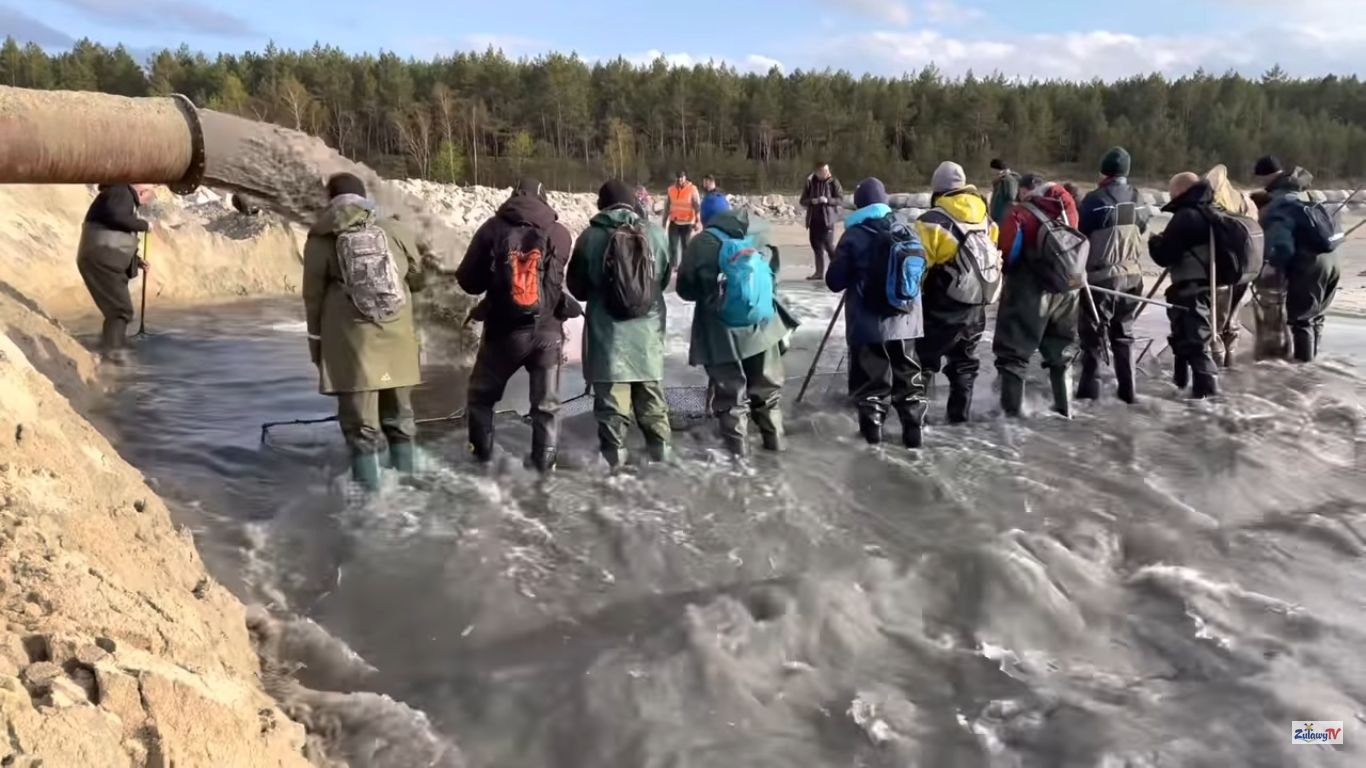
0;86;205;193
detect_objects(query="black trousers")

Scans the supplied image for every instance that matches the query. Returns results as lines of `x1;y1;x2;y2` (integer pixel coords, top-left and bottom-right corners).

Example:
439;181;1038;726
917;302;986;392
667;223;693;270
808;226;836;276
1166;283;1217;376
1285;252;1341;336
1079;274;1142;363
848;340;927;421
467;330;561;452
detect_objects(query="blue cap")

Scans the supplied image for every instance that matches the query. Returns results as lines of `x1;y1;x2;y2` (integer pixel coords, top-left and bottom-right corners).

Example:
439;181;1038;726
700;192;730;225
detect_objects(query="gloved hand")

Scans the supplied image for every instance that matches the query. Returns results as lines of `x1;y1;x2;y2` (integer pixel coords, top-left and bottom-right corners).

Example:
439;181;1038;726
309;338;321;366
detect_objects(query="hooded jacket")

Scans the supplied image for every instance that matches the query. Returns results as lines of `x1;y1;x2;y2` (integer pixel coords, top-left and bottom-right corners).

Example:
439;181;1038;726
915;187;1000;281
1149;180;1216;286
303;196;425;394
990;171;1020;225
826;204;923;345
677;209;799;367
800;174;845;231
1259;167;1316;270
998;183;1079;272
1079;177;1148;281
566;206;672;383
78;184;149;278
456;186;574;338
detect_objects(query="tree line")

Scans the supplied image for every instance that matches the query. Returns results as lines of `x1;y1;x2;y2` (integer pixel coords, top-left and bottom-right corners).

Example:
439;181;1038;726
4;37;1366;191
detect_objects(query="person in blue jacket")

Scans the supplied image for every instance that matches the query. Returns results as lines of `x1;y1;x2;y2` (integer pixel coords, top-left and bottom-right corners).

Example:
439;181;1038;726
825;178;928;448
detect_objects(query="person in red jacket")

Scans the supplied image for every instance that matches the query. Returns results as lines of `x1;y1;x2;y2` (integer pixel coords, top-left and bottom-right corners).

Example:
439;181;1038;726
992;175;1082;418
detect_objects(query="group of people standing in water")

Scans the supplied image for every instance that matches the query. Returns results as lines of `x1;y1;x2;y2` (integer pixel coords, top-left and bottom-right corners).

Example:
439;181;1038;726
75;151;1345;491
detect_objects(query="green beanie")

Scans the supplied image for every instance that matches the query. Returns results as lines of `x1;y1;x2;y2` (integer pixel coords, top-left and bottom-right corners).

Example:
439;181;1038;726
1101;147;1131;178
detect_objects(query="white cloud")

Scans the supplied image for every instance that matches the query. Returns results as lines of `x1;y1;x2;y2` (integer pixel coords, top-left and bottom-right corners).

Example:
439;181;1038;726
461;34;545;54
919;0;985;24
746;54;786;72
831;0;912;26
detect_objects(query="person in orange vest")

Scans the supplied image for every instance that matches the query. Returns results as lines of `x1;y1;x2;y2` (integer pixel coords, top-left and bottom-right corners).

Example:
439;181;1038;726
661;170;701;269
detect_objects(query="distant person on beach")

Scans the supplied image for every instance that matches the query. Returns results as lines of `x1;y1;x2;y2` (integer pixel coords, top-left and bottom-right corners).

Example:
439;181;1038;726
993;174;1082;417
800;161;844;281
1254;155;1342;363
567;181;674;468
914;161;1002;425
678;194;798;456
662;170;701;270
77;183;154;362
989;158;1020;225
1148;172;1223;398
303;173;425;491
826;177;928;448
457;177;577;473
634;184;653;218
1076;147;1147;404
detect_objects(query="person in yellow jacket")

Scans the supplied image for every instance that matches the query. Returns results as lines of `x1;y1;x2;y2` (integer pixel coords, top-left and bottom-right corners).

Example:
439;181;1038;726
661;170;701;270
913;161;1003;424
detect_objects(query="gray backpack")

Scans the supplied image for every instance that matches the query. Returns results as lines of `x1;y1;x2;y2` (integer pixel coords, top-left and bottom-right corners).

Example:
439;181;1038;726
336;221;406;322
944;217;1003;305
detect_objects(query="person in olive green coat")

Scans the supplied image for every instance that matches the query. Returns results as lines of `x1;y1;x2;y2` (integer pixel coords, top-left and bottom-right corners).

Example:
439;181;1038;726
567;181;673;468
677;197;799;456
303;173;425;491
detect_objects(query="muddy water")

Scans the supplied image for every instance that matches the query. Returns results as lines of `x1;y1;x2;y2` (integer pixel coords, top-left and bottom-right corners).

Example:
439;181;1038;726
96;286;1366;768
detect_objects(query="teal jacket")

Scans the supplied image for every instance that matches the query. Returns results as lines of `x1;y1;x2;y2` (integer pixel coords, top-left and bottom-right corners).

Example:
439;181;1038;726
566;207;672;383
1259;167;1314;270
676;209;799;367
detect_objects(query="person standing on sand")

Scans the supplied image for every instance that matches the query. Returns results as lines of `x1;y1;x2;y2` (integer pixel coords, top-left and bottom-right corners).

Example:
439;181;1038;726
303;173;426;491
1148;172;1222;398
567;181;674;468
799;161;844;281
662;170;701;270
77;183;154;362
826;178;929;448
914;162;1002;425
1254;156;1342;363
989;159;1020;226
993;175;1082;417
457;177;577;473
678;195;799;457
1076;147;1148;404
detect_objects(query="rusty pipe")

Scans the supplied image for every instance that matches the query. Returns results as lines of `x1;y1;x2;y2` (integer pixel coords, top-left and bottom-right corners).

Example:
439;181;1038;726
0;86;205;193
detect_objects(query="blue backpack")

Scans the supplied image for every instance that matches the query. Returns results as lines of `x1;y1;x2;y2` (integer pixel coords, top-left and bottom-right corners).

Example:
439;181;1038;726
864;219;926;316
709;228;776;328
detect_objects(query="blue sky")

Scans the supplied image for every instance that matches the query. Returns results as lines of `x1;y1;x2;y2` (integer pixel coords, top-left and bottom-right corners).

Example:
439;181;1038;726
4;0;1364;80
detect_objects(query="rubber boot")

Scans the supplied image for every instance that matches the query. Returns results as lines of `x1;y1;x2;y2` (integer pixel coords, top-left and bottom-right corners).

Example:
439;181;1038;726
1049;367;1072;419
645;442;672;463
602;446;628;469
1292;328;1315;363
946;385;972;424
1172;356;1190;390
1220;336;1237;369
99;318;129;364
1075;353;1101;401
468;425;494;464
723;435;749;458
1000;374;1025;417
389;441;416;474
528;447;558;474
858;411;884;445
1192;372;1220;399
897;404;925;449
754;408;786;452
1114;348;1137;405
350;452;382;492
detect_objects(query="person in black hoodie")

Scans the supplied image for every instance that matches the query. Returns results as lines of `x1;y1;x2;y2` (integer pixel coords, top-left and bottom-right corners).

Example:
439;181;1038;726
799;162;844;281
1148;172;1220;398
456;178;578;472
77;183;153;359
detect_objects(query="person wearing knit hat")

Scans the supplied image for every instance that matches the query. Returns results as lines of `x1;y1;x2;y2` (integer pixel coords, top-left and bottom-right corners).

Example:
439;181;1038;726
1253;155;1284;187
1257;160;1340;362
825;177;928;448
566;180;674;468
1074;145;1148;404
989;158;1020;225
700;189;731;225
913;161;1001;425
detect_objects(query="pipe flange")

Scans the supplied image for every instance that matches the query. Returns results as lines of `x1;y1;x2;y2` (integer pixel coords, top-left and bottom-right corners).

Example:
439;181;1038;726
169;93;206;195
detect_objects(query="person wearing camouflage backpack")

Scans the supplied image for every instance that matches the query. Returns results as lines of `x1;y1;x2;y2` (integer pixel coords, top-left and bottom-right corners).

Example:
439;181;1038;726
567;181;673;468
303;173;426;492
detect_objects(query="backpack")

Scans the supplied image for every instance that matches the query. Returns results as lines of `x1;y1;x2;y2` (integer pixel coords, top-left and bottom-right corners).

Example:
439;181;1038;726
709;228;775;328
492;224;549;321
602;221;657;320
1301;200;1344;254
943;217;1002;306
335;220;406;323
863;219;927;315
1023;203;1089;293
1205;208;1264;287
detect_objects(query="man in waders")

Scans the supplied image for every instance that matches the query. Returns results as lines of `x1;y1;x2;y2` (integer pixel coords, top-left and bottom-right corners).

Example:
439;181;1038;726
303;173;426;491
1076;147;1148;404
913;161;1002;424
458;178;577;473
993;176;1084;417
77;183;154;362
1254;156;1342;363
800;162;844;281
661;170;700;271
989;159;1020;226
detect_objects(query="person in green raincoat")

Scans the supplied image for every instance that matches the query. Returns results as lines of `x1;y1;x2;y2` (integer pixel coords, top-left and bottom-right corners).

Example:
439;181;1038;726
567;181;674;468
303;173;425;491
677;195;799;456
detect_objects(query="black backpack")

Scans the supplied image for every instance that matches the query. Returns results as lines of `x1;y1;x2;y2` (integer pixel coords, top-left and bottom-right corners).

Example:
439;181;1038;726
1205;208;1264;287
1301;200;1344;255
1022;203;1089;293
492;224;549;322
602;221;657;320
